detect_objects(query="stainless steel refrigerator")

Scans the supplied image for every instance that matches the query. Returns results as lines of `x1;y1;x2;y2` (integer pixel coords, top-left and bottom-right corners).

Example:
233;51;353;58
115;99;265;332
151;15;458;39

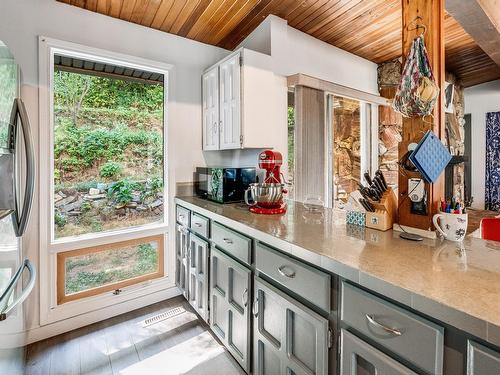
0;40;36;374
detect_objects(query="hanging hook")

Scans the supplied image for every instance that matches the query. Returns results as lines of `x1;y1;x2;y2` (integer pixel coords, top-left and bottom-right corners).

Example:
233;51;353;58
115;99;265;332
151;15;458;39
407;15;427;36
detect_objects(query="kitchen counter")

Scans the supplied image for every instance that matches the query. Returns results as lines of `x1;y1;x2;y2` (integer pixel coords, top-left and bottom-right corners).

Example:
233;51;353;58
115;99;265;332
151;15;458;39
175;196;500;347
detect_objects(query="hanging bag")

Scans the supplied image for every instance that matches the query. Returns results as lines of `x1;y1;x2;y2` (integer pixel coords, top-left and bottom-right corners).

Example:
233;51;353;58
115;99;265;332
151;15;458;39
393;35;439;118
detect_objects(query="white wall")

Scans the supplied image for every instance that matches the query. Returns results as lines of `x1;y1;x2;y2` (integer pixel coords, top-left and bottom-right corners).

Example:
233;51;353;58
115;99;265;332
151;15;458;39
239;16;379;95
0;0;229;335
464;79;500;210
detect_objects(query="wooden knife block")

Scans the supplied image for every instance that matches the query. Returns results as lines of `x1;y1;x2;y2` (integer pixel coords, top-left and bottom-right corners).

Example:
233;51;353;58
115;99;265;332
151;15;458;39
365;188;397;231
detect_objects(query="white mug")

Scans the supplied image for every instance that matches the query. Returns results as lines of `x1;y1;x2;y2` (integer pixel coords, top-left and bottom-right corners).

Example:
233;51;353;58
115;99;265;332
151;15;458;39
432;212;468;242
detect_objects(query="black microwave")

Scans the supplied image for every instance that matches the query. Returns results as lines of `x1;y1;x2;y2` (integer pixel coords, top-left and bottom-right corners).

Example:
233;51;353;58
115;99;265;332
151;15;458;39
195;167;256;203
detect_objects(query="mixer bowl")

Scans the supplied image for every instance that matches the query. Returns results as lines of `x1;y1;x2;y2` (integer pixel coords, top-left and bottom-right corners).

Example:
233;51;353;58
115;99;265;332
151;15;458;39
245;183;286;207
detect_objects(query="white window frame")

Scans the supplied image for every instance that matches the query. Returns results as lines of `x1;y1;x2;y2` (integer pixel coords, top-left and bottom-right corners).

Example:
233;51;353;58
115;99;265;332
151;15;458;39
325;93;380;208
38;36;175;325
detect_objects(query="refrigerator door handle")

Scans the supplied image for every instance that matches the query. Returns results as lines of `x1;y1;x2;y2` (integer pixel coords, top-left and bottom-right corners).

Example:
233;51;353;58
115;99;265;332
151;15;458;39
10;98;35;237
0;259;36;321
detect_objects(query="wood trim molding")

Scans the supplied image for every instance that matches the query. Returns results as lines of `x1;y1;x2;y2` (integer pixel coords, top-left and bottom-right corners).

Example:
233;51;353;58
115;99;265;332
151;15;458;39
287;73;390;106
57;234;165;305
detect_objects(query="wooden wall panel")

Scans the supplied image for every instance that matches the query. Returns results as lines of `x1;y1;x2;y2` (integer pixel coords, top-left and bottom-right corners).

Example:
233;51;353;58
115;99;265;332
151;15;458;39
56;0;500;87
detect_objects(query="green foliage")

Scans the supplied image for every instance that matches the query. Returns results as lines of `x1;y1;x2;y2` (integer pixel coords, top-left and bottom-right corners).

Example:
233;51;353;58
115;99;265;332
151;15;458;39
54;211;67;227
108;179;136;205
100;161;122;178
80;201;92;213
54;71;163;112
141;176;163;201
74;180;98;192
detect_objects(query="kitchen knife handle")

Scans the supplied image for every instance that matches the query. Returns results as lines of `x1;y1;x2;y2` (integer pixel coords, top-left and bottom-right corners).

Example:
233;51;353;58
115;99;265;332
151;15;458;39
376;170;389;190
364;171;373;186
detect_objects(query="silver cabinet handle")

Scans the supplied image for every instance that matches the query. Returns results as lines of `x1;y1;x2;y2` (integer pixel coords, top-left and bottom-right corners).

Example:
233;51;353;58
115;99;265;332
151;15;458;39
223;238;233;244
11;99;34;237
252;297;259;318
178;214;185;220
194;222;202;227
242;288;248;307
278;265;296;279
0;259;36;321
365;314;402;336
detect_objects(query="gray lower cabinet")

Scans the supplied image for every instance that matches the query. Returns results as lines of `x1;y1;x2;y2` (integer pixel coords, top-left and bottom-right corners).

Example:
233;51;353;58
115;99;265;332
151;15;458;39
467;340;500;374
253;276;329;375
340;329;417;375
175;224;189;299
187;233;209;323
210;247;252;373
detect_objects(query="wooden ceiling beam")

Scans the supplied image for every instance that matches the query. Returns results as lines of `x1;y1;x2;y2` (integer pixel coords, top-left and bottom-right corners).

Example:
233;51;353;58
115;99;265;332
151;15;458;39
446;0;500;66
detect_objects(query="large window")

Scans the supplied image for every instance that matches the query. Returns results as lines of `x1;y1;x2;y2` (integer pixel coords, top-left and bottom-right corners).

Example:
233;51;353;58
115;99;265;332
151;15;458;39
39;38;170;319
53;59;164;239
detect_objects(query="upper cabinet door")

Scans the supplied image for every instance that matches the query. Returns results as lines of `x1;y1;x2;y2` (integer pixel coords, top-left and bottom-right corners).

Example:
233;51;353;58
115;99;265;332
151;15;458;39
202;67;219;150
219;53;241;150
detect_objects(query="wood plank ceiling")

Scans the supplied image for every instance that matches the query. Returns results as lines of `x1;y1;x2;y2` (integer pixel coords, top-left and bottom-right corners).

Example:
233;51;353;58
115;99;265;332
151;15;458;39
58;0;500;87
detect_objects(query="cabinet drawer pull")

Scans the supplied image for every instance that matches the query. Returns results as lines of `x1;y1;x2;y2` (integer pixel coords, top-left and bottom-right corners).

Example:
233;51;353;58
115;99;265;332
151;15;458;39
252;297;259;317
277;265;296;279
223;238;233;244
194;222;202;227
365;314;402;336
242;288;248;307
179;214;185;220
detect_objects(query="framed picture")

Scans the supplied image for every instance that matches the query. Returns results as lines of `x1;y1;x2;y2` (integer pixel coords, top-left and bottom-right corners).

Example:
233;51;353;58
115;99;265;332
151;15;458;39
444;81;454;113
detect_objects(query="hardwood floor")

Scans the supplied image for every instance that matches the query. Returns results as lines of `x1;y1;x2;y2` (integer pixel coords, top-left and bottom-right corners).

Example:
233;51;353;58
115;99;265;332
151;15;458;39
25;296;244;375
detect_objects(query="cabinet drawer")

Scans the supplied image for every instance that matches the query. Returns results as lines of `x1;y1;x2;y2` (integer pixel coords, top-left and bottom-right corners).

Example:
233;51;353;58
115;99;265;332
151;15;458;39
255;242;331;312
212;222;251;265
176;205;190;226
467;340;500;375
190;212;209;238
340;329;417;375
341;281;444;375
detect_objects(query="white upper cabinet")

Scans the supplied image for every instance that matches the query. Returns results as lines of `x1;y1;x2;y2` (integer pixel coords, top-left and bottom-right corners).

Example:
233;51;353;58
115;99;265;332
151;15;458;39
202;48;278;150
202;66;219;150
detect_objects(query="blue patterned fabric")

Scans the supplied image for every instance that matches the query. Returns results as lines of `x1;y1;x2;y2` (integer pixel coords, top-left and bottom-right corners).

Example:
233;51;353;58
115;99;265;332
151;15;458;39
486;112;500;211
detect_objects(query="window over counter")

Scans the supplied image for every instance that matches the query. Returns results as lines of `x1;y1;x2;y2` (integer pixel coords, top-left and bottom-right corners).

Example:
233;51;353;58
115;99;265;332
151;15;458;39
39;37;171;324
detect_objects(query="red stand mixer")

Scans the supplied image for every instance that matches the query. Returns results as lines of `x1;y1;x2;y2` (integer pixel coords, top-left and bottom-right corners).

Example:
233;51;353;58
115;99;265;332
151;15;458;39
244;150;287;214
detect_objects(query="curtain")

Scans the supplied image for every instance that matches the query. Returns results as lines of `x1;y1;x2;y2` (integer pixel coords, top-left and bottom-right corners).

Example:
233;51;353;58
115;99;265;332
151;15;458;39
485;111;500;211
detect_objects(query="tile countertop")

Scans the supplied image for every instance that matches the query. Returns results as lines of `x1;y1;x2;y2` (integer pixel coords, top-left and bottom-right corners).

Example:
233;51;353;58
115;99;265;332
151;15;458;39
175;196;500;347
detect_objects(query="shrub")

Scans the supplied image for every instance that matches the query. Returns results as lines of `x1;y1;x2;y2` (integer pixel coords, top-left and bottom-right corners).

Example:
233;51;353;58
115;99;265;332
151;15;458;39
54;211;67;227
141;176;163;201
80;201;92;212
100;161;122;178
108;179;135;205
74;181;98;192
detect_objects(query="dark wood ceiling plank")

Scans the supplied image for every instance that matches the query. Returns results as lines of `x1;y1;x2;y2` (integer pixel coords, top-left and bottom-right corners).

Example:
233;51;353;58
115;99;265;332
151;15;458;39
177;0;213;37
86;0;98;12
141;0;162;26
96;0;110;13
108;0;124;17
119;0;138;21
186;0;227;39
159;0;189;32
150;0;175;29
195;0;246;42
170;0;202;34
303;0;362;35
130;0;150;24
209;0;261;45
290;0;339;30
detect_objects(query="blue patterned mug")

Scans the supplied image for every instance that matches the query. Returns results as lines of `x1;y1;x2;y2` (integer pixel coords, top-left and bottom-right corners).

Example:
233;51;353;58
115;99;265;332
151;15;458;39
432;212;468;242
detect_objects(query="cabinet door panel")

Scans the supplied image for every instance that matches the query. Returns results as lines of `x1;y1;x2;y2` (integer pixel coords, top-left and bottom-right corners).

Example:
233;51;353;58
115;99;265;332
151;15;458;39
219;53;241;150
175;224;189;299
187;233;209;322
340;329;417;375
202;67;219;150
210;247;251;373
254;277;329;375
467;340;500;375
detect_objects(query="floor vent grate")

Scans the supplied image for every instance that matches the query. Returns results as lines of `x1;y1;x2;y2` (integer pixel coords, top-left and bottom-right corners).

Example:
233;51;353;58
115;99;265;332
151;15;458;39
142;306;185;327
